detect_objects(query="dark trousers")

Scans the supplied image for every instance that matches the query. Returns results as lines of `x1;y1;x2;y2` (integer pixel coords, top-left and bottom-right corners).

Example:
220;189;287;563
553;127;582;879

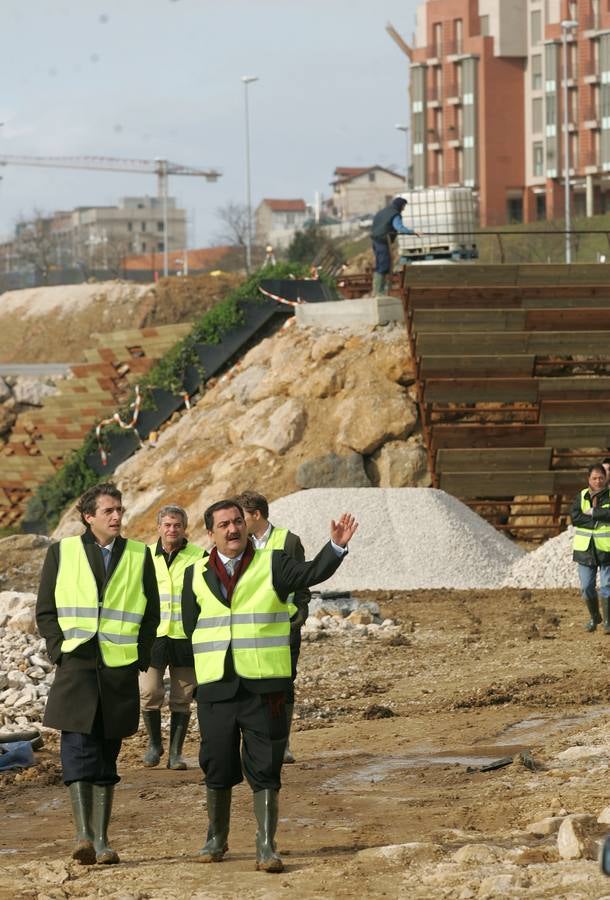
60;704;122;786
197;684;288;792
372;238;392;275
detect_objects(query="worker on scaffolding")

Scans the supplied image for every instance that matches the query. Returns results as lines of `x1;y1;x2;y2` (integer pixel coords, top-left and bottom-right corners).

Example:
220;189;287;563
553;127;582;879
370;196;417;297
570;463;610;633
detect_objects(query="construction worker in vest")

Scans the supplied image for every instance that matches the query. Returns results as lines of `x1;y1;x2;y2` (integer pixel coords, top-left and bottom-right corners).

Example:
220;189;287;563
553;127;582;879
140;504;205;769
35;483;160;866
235;490;309;764
370;196;418;297
181;499;358;874
570;463;610;632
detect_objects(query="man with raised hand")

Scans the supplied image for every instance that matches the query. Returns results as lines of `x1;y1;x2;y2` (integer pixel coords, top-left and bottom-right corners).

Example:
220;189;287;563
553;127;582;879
182;500;357;874
36;483;159;866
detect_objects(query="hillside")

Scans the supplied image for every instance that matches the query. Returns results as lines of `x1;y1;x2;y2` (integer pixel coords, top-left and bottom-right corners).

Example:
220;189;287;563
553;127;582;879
53;318;429;542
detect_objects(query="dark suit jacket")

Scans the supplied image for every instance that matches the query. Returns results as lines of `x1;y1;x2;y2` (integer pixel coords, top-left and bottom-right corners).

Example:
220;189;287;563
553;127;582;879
182;540;345;702
36;530;160;738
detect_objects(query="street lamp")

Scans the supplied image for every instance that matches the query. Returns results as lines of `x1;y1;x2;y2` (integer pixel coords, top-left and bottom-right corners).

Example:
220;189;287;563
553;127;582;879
395;123;410;187
241;75;258;273
561;19;578;264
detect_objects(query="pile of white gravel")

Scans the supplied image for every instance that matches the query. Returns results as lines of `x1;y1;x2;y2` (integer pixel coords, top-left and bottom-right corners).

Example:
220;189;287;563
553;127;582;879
269;488;525;590
503;527;579;589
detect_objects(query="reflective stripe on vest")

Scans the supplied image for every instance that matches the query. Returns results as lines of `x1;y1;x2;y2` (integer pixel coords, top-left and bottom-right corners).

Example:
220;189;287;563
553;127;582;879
572;488;610;554
55;535;148;667
263;527;298;618
148;542;203;639
190;551;290;685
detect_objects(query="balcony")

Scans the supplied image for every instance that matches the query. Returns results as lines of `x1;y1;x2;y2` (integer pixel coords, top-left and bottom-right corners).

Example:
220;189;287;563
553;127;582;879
446;169;461;184
584;59;600;83
427;44;441;62
427;85;441;106
427;129;442;150
583;106;601;129
583;149;599;171
446;38;463;58
447;125;462;147
446;81;462;104
581;13;600;32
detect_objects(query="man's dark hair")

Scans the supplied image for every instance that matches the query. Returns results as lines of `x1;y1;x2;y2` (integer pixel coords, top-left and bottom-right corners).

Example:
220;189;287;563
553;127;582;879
603;457;610;466
76;483;122;526
588;463;607;477
233;490;269;519
204;499;245;531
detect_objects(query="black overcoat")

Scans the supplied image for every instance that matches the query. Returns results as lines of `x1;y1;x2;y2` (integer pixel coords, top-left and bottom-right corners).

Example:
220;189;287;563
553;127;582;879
36;530;160;738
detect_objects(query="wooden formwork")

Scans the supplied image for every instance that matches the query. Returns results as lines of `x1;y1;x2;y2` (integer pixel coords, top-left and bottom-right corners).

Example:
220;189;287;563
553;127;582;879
402;264;610;538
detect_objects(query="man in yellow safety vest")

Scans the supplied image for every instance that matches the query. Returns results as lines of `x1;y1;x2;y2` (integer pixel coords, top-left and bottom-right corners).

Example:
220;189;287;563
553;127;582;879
570;463;610;632
36;483;160;866
181;499;357;874
140;505;204;769
235;490;309;764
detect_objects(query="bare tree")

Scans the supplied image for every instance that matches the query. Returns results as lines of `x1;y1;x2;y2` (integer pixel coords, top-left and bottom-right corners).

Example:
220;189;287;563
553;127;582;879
215;202;249;249
13;211;60;284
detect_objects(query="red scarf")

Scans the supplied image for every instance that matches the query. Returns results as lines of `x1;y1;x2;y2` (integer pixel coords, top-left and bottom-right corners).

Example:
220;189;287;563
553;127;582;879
208;541;255;604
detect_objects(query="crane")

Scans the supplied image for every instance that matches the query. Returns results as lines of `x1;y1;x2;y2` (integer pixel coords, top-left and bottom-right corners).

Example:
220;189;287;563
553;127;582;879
0;154;222;276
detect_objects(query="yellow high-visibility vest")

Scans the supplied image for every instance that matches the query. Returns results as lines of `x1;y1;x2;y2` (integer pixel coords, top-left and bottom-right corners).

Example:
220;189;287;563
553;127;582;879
190;551;290;685
261;527;299;618
55;535;148;667
573;488;610;555
148;542;203;639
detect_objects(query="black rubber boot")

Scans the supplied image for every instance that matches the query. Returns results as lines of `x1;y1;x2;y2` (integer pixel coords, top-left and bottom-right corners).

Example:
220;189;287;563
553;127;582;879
283;703;295;764
254;789;284;873
584;595;602;632
167;711;190;770
198;787;231;863
142;710;163;767
68;781;95;865
91;784;120;864
602;596;610;634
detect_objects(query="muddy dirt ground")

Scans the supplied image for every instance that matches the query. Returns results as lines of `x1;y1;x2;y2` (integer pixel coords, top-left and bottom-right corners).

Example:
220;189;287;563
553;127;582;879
4;588;610;899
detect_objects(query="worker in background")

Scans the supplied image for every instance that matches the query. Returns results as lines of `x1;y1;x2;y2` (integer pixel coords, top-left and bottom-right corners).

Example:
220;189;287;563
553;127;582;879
263;244;276;267
602;457;610;479
570;463;610;633
36;483;160;865
235;490;309;764
370;196;417;297
140;505;204;769
182;499;358;873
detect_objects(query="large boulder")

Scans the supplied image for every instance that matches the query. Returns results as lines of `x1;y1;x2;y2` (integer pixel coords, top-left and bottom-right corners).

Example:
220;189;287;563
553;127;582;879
0;591;37;633
334;378;417;455
230;397;307;455
296;452;371;489
367;437;430;487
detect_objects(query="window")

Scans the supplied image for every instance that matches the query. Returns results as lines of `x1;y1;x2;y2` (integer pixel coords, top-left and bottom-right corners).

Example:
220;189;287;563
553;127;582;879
454;18;463;53
533;97;543;132
157;221;164;232
368;171;376;182
480;14;489;37
141;242;147;252
532;54;542;90
141;222;146;232
533;141;544;176
127;222;132;232
535;194;546;220
531;10;542;45
157;242;164;252
507;197;524;223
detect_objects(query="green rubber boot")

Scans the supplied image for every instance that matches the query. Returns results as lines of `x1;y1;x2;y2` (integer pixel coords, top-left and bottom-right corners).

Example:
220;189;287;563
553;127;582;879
91;785;120;864
254;789;284;873
198;788;231;863
68;781;95;865
167;712;190;770
584;595;602;632
142;710;164;767
602;596;610;634
283;703;295;764
372;273;384;297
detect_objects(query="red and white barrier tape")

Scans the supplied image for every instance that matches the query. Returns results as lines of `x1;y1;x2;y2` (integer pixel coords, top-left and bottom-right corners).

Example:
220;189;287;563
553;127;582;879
95;385;143;465
257;285;306;308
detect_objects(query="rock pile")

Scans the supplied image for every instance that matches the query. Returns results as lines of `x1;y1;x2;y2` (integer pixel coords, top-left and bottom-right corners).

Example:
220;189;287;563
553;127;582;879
269;487;525;591
0;374;61;447
503;528;579;589
0;592;52;730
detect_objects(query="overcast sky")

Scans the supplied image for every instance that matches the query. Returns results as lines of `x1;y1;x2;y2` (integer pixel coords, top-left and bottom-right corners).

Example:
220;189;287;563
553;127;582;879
0;0;420;248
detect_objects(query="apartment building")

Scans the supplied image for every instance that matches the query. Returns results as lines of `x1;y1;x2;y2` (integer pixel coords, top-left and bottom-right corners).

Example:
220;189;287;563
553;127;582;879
411;0;610;224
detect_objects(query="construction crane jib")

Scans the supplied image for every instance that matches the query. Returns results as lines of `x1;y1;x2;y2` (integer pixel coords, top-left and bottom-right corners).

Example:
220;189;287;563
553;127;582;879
0;154;222;277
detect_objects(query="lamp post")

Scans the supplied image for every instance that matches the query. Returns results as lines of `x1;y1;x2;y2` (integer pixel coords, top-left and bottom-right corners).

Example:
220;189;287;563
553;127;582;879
561;19;578;264
241;75;258;273
395;123;410;187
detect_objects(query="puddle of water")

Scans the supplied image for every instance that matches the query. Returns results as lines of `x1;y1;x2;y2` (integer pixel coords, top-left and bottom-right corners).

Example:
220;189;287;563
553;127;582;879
495;706;610;746
321;752;504;791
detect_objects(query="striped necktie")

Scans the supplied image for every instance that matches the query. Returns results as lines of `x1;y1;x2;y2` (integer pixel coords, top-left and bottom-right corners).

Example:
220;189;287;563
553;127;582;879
101;546;111;573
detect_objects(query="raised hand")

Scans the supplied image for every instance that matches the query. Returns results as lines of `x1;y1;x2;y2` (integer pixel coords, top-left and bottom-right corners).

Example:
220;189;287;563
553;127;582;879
330;513;358;548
